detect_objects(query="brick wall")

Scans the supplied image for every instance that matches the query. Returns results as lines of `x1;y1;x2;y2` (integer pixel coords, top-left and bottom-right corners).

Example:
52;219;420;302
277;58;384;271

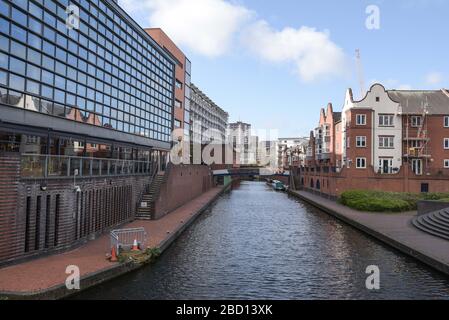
154;165;214;219
300;165;449;197
0;152;151;266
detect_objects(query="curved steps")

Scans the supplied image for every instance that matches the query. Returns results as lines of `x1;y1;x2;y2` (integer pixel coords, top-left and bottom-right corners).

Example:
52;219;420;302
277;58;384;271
412;209;449;241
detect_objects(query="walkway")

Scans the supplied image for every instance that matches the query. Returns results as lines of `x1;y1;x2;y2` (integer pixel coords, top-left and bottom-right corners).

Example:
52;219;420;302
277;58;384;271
289;190;449;275
0;187;226;297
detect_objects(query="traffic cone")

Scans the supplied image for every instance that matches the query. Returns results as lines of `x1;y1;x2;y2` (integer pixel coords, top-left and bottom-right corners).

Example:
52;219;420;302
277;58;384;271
110;246;118;262
132;239;139;251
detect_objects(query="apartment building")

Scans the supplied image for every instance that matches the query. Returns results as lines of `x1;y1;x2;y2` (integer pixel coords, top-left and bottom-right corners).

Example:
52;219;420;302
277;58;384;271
228;121;254;165
190;83;228;144
299;83;449;196
277;137;309;169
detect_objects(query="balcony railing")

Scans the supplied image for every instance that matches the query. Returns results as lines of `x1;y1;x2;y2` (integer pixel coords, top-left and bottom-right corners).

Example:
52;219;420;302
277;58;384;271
21;154;155;179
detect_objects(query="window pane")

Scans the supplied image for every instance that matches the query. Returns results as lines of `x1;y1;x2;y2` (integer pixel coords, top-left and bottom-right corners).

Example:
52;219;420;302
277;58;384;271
10;40;26;59
0;69;7;85
26;79;40;95
0;17;10;35
10;57;25;74
0;51;7;68
0;1;9;17
26;64;40;80
11;24;27;42
9;74;25;91
28;33;41;49
28;48;41;65
12;8;27;27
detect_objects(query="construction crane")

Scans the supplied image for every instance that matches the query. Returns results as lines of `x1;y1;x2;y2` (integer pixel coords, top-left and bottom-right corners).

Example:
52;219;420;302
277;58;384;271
355;49;366;99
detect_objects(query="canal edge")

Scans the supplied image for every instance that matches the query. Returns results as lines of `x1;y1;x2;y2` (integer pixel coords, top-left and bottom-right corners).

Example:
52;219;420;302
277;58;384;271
0;183;233;300
287;190;449;277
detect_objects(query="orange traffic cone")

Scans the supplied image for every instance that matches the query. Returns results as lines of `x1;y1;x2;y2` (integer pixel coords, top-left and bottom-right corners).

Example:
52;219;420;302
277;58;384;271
132;239;139;251
110;246;118;262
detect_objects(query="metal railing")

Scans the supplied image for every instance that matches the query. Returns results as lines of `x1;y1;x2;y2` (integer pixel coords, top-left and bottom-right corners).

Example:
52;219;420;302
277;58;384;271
21;153;156;179
110;227;147;254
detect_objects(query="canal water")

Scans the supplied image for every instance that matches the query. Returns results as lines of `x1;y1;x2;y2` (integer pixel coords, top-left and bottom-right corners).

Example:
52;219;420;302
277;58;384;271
73;181;449;300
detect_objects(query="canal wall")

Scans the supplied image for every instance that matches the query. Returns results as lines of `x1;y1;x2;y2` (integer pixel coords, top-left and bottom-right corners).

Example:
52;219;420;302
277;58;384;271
0;182;232;300
288;189;449;277
154;164;214;220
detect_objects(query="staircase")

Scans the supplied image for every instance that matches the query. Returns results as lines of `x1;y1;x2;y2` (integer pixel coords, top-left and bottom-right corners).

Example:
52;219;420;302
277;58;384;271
412;208;449;241
136;173;166;220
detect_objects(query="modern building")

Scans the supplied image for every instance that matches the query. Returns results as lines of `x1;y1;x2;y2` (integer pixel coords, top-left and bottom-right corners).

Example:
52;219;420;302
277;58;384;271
145;28;191;143
228;121;253;165
277;137;309;169
0;0;177;264
190;83;228;144
299;83;449;196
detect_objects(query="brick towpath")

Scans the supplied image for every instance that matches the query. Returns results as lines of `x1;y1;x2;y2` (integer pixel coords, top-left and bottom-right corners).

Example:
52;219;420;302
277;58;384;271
289;190;449;276
0;186;226;297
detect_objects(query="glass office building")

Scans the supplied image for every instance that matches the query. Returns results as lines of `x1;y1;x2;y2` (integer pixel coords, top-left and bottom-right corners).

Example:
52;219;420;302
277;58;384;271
0;0;175;147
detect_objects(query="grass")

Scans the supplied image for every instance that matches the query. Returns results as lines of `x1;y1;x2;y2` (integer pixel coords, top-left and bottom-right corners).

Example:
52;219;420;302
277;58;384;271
339;190;449;213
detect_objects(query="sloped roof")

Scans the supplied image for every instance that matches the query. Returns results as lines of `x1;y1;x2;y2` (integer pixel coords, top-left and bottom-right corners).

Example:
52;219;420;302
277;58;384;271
332;112;342;123
387;89;449;115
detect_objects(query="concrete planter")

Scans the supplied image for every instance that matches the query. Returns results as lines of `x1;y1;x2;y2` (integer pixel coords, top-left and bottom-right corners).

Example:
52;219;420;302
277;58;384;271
417;200;449;216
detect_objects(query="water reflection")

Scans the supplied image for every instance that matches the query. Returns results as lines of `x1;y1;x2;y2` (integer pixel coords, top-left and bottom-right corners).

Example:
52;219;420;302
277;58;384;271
73;181;449;300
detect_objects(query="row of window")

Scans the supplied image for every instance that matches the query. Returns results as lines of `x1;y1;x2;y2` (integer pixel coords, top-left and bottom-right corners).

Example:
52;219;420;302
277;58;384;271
0;0;177;143
354;158;449;170
355;114;449;128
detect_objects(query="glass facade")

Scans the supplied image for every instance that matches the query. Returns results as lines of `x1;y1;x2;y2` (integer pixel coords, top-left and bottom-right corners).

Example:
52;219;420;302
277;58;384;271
0;0;175;143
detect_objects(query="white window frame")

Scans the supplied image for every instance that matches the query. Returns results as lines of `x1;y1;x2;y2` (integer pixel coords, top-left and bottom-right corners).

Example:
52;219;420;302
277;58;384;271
411;116;423;127
356;157;367;169
444;159;449;168
356;136;366;148
445;116;449;128
412;159;423;175
356;114;366;126
379;114;394;127
445;138;449;150
379;136;394;149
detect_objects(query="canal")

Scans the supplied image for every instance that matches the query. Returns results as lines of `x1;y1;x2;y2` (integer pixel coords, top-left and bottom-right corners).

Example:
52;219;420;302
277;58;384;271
73;181;449;300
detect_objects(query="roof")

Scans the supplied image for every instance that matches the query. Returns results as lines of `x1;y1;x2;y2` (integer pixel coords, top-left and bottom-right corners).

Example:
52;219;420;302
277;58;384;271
332;112;342;122
387;89;449;115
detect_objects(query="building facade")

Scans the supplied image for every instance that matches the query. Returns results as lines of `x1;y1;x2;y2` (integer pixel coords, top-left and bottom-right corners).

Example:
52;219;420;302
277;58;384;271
299;84;449;196
0;0;176;264
228;121;253;165
145;28;191;143
190;83;228;144
277;137;309;170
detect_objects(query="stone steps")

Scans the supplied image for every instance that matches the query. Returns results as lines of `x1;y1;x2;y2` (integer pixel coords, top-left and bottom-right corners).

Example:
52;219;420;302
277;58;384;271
412;209;449;241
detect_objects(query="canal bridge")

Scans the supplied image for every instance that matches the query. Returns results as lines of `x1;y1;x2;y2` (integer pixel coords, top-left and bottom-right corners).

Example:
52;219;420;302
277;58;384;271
212;167;290;178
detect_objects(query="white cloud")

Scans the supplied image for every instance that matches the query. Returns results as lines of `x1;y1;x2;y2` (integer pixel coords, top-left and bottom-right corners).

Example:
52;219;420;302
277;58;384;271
119;0;347;82
425;72;443;85
120;0;252;57
241;20;347;82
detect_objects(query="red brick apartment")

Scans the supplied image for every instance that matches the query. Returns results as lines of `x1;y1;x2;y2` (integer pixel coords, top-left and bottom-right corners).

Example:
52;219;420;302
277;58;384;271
297;84;449;196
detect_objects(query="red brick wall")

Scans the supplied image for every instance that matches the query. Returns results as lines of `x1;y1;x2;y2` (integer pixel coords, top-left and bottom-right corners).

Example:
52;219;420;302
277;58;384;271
154;165;214;219
0;152;151;266
0;153;20;263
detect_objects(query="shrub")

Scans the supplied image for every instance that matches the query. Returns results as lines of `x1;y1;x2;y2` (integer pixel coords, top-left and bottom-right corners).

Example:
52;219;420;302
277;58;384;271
338;190;449;212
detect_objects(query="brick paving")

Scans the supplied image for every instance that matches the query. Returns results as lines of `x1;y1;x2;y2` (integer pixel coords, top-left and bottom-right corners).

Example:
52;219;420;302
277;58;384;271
0;187;224;294
290;190;449;270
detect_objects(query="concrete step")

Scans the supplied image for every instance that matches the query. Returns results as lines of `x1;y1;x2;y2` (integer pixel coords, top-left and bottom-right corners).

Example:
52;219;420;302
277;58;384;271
422;216;449;233
438;210;449;220
413;213;449;241
413;219;449;241
429;213;449;227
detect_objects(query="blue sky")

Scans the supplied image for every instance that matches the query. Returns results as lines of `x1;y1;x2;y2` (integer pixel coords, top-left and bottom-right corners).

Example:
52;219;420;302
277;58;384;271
119;0;449;137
